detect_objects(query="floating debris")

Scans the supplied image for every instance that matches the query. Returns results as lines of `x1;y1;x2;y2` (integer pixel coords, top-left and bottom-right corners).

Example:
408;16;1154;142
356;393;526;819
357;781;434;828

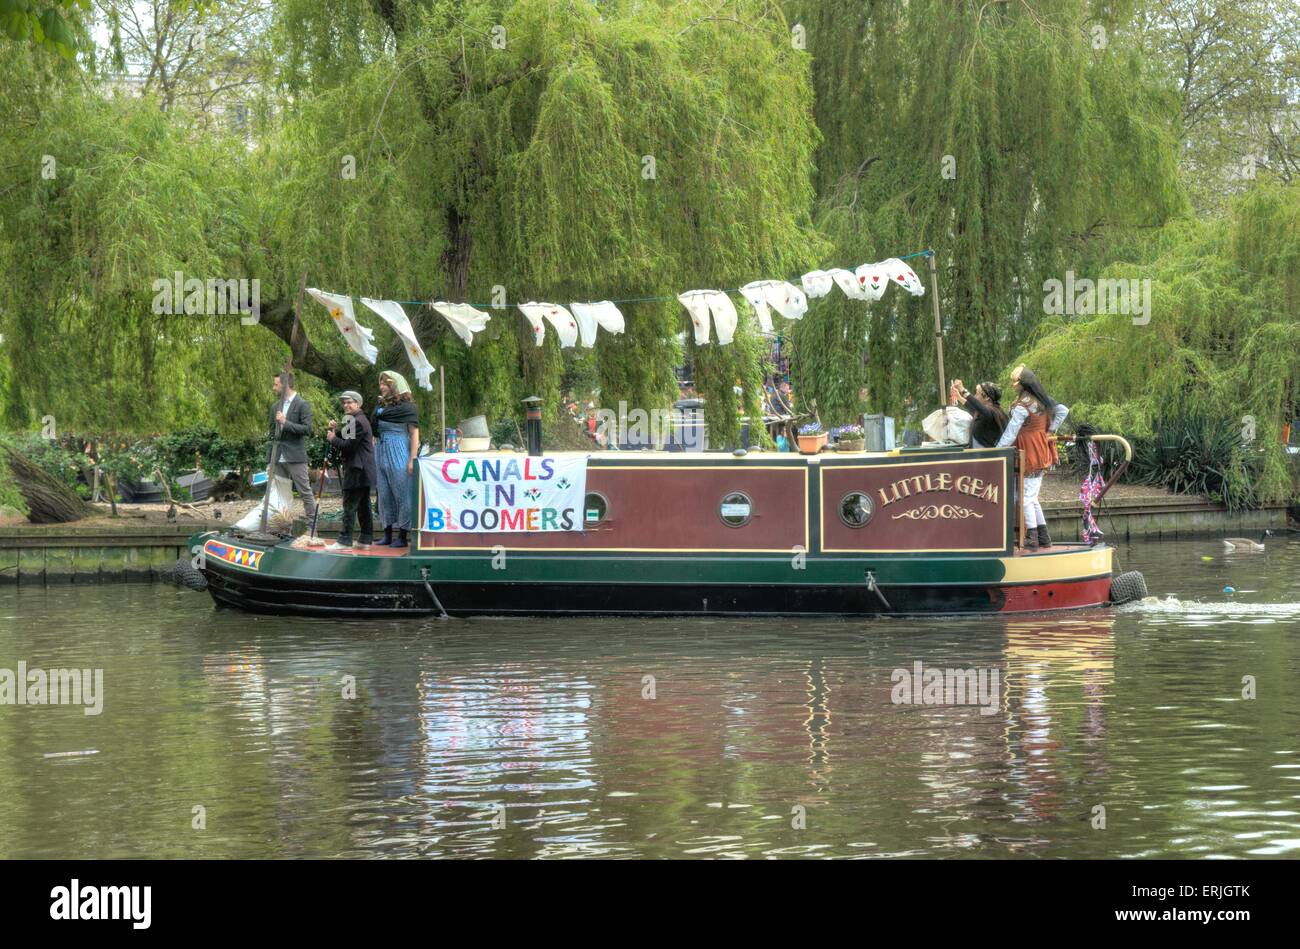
43;750;99;759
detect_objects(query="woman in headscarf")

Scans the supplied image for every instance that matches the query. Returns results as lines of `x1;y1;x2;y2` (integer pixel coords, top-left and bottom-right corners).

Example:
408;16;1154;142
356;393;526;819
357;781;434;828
995;366;1069;550
371;370;420;548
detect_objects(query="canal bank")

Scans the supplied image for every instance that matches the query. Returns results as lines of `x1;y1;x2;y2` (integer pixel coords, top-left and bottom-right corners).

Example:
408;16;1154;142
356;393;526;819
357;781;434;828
1;493;1293;585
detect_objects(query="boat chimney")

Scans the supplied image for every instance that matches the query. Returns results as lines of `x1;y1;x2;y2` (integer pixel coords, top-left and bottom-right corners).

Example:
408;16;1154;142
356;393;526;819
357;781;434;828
522;396;543;456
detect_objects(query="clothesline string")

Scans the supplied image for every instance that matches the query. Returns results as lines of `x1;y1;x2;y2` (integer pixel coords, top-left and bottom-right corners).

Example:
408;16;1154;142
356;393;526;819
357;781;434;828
382;249;934;308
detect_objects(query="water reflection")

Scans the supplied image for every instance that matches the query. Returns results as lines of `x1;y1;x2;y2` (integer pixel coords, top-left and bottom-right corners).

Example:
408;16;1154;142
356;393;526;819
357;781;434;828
0;536;1297;858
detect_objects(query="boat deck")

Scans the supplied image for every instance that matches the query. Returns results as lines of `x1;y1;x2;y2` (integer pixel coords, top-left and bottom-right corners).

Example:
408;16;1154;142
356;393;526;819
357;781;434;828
288;535;1077;558
292;537;410;557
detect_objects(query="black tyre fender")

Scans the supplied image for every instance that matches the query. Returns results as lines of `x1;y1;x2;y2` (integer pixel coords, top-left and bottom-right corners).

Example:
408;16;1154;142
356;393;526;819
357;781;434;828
1110;570;1147;605
160;558;209;592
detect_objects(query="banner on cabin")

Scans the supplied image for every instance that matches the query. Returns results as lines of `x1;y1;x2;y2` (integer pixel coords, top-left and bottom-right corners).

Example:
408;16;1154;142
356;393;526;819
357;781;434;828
417;454;588;533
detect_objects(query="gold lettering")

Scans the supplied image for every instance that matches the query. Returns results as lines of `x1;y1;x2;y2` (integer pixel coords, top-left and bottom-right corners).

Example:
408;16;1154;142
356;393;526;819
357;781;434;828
981;483;999;503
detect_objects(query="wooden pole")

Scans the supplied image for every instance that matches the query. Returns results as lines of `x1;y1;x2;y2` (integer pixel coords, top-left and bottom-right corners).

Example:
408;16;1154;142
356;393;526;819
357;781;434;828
439;366;446;451
287;269;308;370
262;270;308;535
1017;449;1026;550
926;251;946;408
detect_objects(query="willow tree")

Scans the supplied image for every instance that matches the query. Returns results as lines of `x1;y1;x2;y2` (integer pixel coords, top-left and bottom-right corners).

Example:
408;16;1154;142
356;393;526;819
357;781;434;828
1015;182;1300;502
784;0;1186;423
256;0;821;442
0;43;285;435
4;0;823;446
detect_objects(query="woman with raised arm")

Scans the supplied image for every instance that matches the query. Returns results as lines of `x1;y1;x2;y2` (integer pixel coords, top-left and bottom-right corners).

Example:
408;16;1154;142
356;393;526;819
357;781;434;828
949;378;1010;449
995;367;1069;550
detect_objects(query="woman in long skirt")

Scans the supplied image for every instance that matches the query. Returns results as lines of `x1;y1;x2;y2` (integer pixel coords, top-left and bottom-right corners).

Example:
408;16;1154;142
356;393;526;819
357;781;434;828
371;370;420;548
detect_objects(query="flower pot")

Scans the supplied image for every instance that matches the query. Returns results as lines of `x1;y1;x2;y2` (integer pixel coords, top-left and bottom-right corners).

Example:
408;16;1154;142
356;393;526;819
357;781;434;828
836;438;865;452
798;432;828;455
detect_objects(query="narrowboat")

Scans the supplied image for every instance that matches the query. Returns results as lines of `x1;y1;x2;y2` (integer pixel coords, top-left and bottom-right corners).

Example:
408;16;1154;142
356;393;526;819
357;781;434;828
191;443;1138;618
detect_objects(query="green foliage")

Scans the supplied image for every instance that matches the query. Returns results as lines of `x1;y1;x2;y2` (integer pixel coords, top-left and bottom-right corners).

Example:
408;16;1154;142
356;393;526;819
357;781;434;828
0;65;285;436
0;0;84;59
788;0;1186;422
97;438;161;485
1129;408;1261;510
0;455;29;514
1015;182;1300;502
0;432;85;488
153;427;267;479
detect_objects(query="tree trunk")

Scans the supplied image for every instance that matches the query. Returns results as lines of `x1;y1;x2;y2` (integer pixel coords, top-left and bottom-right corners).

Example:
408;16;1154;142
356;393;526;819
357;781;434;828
256;297;370;395
2;446;92;523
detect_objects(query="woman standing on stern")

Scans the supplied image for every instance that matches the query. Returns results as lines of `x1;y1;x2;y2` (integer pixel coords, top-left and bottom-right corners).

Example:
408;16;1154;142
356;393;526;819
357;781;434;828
995;366;1069;550
372;370;421;548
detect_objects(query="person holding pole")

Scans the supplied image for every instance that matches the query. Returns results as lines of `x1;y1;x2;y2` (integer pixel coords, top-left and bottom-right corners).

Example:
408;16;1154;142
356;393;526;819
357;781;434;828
325;391;377;551
267;370;317;527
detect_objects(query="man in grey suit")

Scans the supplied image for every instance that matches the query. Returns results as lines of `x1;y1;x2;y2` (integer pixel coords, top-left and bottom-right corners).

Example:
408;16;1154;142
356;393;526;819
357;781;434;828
268;370;317;523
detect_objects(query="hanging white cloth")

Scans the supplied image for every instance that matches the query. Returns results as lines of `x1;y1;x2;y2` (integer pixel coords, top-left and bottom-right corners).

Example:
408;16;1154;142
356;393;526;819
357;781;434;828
829;268;871;301
708;291;739;345
678;290;739;345
740;282;775;333
883;257;926;296
519;302;578;348
307;288;378;363
359;298;435;390
569;303;599;347
853;261;891;301
570;301;625;343
766;281;808;320
677;291;713;344
800;270;836;299
516;305;546;346
506;305;543;345
429;302;491;346
742;280;808;331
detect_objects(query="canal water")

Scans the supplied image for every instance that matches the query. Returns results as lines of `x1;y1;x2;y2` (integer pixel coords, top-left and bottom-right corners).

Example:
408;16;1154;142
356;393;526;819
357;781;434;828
2;536;1298;859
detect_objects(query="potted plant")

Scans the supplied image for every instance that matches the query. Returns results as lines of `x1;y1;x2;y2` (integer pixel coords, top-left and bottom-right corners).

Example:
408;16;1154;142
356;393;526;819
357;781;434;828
797;421;827;455
833;424;865;452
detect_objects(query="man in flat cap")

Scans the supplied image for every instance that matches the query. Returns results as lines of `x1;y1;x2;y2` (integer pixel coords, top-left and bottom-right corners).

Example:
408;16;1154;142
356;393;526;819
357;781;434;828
325;390;377;550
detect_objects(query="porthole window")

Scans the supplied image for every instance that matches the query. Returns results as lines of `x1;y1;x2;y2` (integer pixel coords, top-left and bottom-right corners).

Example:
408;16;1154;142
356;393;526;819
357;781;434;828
719;491;753;527
838;491;875;529
584;492;609;525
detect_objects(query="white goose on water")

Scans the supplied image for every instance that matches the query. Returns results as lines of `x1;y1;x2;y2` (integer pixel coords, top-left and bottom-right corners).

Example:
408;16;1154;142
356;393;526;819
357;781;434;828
1222;530;1273;552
